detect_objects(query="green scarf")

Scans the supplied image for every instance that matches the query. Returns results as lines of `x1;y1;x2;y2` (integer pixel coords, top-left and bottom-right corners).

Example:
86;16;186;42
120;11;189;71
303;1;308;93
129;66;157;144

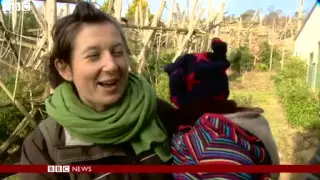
45;73;171;162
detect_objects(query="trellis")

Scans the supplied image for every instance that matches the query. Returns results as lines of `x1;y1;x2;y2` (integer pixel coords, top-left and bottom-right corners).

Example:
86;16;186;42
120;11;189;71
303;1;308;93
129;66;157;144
0;1;296;177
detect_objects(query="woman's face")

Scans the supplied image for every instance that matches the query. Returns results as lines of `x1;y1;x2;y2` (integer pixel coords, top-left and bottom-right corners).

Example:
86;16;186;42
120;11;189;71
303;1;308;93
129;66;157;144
56;22;129;112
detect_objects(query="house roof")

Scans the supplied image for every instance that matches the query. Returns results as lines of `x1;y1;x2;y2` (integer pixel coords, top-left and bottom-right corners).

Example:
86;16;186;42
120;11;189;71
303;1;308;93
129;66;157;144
294;2;318;40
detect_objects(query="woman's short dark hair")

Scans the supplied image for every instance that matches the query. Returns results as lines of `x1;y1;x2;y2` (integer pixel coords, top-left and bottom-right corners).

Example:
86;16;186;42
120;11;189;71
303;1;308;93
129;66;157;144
48;1;130;89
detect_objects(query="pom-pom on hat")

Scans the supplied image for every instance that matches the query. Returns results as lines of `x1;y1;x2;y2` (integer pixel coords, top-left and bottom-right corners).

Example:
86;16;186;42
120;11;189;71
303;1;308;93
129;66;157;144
211;37;228;54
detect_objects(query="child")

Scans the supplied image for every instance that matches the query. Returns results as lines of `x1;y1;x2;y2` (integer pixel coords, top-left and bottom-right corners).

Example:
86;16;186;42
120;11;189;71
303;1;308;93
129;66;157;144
164;38;280;180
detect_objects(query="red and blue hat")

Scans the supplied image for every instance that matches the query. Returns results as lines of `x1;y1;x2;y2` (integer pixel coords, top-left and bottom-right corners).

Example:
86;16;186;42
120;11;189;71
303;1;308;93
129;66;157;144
164;38;230;108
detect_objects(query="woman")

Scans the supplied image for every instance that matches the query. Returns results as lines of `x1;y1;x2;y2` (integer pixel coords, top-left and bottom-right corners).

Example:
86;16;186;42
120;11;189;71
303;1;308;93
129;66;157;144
19;2;176;180
165;38;280;180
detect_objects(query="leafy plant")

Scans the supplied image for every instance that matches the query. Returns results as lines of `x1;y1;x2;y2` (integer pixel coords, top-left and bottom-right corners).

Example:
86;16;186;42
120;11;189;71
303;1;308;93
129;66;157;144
0;75;31;142
142;50;175;103
258;41;281;71
126;0;149;18
154;72;170;102
228;45;254;74
100;0;111;12
274;56;320;129
141;50;175;85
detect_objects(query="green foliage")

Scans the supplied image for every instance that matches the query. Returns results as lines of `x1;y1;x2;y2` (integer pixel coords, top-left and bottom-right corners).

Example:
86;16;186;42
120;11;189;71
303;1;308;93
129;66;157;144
154;72;170;102
228;45;254;74
258;41;282;71
274;56;320;129
0;75;31;142
126;0;149;18
141;50;175;102
100;0;110;12
0;70;46;142
141;50;174;84
3;12;39;36
0;106;29;142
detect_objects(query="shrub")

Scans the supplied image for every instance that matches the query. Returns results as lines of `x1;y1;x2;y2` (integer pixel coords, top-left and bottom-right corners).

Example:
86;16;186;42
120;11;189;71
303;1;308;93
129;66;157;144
0;70;46;142
274;56;320;128
0;75;29;142
151;51;174;103
258;41;282;71
140;50;174;103
0;106;29;142
142;50;174;84
229;45;254;74
154;72;170;102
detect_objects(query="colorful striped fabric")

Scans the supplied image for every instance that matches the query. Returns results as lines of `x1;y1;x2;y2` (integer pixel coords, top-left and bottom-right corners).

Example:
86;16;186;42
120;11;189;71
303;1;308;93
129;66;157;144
171;113;270;180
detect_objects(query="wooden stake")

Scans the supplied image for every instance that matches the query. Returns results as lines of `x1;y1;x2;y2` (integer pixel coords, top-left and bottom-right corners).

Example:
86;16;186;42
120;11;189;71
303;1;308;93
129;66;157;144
30;1;47;32
269;44;274;71
281;16;289;70
172;8;204;62
11;0;17;32
134;6;139;25
297;0;304;31
45;0;57;51
237;17;242;47
214;2;225;37
189;0;198;29
167;0;175;26
108;0;115;14
114;0;122;22
137;0;166;74
139;0;144;26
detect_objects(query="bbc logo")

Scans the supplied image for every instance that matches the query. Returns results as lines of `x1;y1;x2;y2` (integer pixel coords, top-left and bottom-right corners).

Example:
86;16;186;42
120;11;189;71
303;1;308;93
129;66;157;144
10;2;31;12
47;165;70;173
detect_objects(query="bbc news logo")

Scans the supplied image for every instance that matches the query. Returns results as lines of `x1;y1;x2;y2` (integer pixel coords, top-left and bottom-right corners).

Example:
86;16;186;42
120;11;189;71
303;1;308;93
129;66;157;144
47;165;70;173
11;1;31;12
47;165;92;173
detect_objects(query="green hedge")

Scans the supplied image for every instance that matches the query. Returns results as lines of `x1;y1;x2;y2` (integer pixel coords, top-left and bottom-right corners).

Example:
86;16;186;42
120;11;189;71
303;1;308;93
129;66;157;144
0;75;29;142
274;57;320;129
258;41;282;71
228;45;254;74
154;72;170;102
0;71;46;142
142;50;174;103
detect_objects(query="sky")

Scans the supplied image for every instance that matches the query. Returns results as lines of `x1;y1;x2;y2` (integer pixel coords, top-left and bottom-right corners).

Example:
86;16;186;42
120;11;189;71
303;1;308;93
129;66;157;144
108;0;317;17
1;0;317;21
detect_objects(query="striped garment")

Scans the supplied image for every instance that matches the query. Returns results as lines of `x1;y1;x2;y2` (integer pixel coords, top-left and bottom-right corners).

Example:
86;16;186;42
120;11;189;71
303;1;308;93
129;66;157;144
171;113;270;180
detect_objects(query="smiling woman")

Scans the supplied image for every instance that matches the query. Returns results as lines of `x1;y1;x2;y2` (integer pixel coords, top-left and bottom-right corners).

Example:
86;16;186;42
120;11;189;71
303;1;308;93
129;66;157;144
19;2;177;180
54;22;130;112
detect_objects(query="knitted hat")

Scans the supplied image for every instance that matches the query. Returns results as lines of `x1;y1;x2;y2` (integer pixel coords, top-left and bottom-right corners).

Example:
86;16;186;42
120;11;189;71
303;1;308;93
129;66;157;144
164;39;230;108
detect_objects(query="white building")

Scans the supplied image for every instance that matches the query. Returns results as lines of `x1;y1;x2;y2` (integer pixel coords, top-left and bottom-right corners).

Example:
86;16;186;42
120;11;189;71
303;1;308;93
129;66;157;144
294;3;320;88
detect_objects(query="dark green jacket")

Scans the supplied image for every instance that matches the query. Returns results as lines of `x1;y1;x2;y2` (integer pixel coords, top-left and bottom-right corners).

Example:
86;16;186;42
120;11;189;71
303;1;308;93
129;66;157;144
19;98;177;180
